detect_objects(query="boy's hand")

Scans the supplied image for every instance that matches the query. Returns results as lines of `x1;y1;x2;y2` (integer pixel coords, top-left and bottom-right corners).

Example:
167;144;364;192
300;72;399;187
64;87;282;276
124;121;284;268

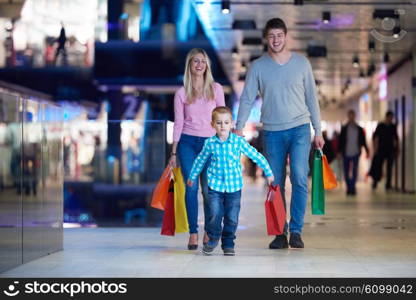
187;179;194;187
267;176;274;186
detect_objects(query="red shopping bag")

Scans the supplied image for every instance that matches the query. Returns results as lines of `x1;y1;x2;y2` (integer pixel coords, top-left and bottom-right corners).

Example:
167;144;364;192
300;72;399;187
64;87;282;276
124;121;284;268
265;185;286;235
161;182;175;236
150;165;172;210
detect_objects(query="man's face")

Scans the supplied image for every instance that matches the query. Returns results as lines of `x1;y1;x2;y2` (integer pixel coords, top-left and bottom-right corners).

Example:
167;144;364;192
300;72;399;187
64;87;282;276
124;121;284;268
266;28;287;54
386;115;393;124
348;111;356;122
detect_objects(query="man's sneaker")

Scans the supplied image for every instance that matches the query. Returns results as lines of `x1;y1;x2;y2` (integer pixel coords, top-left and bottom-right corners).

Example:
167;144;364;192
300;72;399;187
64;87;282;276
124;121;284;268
289;233;304;248
223;248;235;256
269;234;288;249
202;243;215;255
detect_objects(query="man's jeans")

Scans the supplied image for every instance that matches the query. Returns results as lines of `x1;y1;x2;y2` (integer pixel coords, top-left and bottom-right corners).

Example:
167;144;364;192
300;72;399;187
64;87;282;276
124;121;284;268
177;134;209;234
206;188;241;249
263;124;311;235
343;154;360;193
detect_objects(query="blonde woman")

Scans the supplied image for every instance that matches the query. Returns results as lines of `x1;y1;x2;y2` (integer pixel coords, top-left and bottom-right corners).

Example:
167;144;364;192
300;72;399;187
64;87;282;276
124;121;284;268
170;48;225;250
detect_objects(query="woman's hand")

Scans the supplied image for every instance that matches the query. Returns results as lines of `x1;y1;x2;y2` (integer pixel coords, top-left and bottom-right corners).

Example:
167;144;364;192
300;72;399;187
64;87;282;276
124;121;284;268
169;154;177;168
267;175;275;186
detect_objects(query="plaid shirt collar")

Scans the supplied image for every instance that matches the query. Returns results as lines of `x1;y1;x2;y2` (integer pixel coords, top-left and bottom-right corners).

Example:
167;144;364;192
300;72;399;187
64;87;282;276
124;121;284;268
212;132;237;144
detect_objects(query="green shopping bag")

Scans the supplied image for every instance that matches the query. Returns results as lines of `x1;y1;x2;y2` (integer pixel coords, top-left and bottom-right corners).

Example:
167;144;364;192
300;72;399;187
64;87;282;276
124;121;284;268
311;149;325;215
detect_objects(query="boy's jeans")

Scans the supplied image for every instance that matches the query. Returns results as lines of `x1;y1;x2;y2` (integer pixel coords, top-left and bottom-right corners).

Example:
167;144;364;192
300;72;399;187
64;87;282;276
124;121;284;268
263;124;311;235
206;188;241;249
177;134;210;234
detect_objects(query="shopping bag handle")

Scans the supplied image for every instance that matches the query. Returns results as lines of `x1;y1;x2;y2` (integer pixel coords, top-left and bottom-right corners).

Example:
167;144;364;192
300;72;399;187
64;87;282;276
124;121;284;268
266;184;279;201
315;148;323;158
268;184;278;191
316;148;323;156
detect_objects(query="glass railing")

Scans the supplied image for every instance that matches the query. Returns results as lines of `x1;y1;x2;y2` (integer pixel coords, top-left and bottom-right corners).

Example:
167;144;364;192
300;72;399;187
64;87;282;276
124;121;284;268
62;119;168;227
0;88;64;272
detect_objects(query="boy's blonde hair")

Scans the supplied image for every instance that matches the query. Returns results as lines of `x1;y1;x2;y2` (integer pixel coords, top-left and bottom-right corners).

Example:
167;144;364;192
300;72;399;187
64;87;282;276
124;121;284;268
212;106;232;122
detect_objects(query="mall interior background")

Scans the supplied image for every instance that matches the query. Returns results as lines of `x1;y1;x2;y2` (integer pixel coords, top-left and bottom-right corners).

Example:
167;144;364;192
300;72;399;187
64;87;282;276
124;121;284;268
0;0;415;273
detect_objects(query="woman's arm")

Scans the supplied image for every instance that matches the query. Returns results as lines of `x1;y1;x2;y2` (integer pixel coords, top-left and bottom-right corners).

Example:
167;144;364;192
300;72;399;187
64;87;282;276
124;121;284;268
170;90;185;167
169;142;178;167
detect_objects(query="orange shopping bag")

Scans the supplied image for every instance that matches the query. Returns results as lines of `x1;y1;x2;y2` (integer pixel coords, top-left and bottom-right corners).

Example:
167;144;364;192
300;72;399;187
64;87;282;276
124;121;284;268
150;165;172;210
265;185;286;235
322;155;337;190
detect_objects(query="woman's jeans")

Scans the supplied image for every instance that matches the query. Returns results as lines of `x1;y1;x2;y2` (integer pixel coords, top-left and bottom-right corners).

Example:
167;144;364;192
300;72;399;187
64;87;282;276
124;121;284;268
263;124;311;235
177;134;209;234
206;188;241;249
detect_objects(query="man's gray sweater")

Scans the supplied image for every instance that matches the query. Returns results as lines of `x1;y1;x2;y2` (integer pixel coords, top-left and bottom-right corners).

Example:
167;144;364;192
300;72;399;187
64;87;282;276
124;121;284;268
236;52;322;136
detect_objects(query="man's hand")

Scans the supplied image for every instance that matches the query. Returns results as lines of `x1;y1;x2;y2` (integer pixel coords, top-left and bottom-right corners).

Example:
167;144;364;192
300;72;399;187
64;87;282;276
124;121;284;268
233;129;244;137
266;175;275;186
314;135;325;149
187;179;194;187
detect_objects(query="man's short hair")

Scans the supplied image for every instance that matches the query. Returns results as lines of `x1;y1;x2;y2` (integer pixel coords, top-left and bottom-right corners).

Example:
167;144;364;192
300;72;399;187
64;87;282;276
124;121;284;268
386;111;394;118
212;106;232;122
263;18;287;38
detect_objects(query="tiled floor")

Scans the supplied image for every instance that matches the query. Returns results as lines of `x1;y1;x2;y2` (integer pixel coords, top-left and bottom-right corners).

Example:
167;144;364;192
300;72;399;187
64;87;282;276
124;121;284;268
2;180;416;278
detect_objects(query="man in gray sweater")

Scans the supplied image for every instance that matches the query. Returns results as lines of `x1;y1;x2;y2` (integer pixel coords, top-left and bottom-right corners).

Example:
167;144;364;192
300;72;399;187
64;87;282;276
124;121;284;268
235;18;324;249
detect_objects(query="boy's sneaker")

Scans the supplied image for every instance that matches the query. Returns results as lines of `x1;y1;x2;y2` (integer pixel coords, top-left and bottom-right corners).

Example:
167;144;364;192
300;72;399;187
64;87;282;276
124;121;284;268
269;234;288;249
289;233;304;248
223;248;235;256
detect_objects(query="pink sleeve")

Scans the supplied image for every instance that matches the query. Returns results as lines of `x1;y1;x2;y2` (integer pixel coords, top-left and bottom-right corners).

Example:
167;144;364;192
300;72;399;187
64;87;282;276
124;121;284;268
215;83;225;107
173;89;185;142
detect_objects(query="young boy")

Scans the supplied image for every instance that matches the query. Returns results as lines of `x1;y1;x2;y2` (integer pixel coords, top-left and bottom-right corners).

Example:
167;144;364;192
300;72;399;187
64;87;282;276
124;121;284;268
187;106;274;256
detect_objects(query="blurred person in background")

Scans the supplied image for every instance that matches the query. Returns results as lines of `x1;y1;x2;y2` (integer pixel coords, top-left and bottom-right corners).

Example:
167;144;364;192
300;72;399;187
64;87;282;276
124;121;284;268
169;48;225;250
322;130;335;164
54;22;67;66
330;130;343;182
369;111;399;191
339;110;369;195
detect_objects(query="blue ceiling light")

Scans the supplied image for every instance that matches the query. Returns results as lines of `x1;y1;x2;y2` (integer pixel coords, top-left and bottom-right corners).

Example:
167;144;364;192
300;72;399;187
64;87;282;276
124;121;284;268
231;47;238;58
393;26;401;38
352;55;360;68
221;0;230;14
322;12;331;24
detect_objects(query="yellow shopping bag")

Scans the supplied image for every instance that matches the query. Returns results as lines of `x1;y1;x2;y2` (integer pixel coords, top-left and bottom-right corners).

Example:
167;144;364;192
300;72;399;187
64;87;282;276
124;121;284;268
172;167;189;233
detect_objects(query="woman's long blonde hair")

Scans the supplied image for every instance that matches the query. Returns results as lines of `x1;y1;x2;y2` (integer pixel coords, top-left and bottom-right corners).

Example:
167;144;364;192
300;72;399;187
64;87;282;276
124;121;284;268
183;48;215;103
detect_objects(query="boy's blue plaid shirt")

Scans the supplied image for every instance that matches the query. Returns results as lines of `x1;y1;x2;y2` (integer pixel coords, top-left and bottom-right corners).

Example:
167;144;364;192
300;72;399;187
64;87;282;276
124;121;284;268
189;133;273;193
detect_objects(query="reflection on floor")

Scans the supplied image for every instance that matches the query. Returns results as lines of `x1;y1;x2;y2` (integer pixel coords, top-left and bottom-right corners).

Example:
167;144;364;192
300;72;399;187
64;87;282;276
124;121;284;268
1;181;415;278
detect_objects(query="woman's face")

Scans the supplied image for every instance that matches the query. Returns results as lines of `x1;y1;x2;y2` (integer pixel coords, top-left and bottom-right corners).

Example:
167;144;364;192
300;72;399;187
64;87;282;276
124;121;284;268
190;53;207;77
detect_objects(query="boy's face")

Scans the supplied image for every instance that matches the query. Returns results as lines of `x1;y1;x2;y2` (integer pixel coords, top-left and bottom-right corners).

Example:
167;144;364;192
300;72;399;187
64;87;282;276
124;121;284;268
212;113;232;138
